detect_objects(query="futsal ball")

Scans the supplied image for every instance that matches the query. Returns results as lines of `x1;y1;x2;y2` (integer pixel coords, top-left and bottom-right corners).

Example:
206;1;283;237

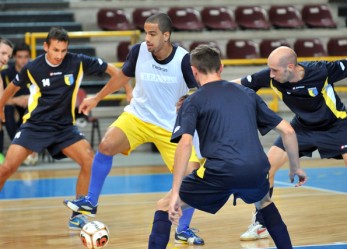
80;221;110;249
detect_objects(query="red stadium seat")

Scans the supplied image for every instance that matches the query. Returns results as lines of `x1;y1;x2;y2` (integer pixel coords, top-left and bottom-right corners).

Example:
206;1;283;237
167;7;204;31
132;8;160;31
327;37;347;56
226;39;260;59
259;39;291;58
97;8;135;31
268;5;305;29
200;6;237;31
294;38;327;57
235;6;271;30
301;4;337;28
116;41;132;62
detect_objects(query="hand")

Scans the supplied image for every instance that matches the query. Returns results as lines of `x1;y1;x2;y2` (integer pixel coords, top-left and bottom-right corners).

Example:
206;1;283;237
289;168;307;187
78;96;98;115
168;195;182;226
125;90;133;103
13;95;29;108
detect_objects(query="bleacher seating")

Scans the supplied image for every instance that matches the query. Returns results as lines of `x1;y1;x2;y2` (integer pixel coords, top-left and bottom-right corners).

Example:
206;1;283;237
259;39;291;58
226;39;260;59
0;22;83;35
200;6;237;31
116;41;132;62
268;5;305;29
0;0;69;10
327;37;347;56
234;5;271;30
301;4;337;28
167;7;204;31
0;11;75;23
97;8;135;31
294;38;327;57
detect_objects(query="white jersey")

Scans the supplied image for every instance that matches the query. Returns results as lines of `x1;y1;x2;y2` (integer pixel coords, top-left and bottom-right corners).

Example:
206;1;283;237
124;42;190;131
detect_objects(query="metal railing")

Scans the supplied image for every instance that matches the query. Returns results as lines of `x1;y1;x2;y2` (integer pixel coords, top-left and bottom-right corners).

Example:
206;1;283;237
24;30;347;111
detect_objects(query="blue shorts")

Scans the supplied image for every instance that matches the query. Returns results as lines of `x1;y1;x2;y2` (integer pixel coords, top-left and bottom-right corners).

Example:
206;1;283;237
12;123;85;159
179;169;269;214
274;118;347;159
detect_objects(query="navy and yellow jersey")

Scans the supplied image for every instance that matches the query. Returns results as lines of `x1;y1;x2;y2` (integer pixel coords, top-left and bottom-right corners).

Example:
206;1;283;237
171;81;282;187
1;62;30;97
12;53;107;127
241;60;347;130
122;43;198;89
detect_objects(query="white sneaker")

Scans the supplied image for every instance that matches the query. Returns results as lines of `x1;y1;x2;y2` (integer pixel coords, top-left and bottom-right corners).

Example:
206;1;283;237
240;212;270;241
23;153;39;166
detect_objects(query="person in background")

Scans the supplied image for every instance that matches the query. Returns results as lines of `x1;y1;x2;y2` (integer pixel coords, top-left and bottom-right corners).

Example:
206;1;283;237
1;43;39;165
147;44;307;249
233;46;347;241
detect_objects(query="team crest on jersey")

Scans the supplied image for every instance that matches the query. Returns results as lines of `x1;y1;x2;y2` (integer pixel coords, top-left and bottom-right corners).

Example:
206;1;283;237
64;74;74;86
308;87;318;97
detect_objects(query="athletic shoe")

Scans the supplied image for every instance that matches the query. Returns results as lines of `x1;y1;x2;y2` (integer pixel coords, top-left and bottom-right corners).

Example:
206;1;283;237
69;214;88;230
63;196;97;217
23;153;39;166
240;213;270;241
175;227;205;245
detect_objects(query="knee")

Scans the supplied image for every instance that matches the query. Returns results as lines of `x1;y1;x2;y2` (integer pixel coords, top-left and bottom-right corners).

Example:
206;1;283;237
98;139;115;155
0;162;16;179
255;193;272;210
156;198;169;211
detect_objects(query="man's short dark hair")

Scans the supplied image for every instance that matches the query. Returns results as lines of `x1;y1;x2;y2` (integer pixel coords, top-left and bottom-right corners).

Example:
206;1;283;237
45;27;70;45
145;12;173;35
190;45;221;74
13;43;31;56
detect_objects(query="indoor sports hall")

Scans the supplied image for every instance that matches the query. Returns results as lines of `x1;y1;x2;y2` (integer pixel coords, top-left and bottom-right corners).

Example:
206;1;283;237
1;0;347;248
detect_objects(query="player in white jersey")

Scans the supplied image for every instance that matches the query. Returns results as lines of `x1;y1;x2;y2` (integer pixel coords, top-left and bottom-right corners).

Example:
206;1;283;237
64;13;204;245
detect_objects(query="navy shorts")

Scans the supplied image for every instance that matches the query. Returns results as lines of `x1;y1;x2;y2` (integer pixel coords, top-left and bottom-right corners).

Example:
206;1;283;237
12;123;85;159
179;169;269;214
274;118;347;159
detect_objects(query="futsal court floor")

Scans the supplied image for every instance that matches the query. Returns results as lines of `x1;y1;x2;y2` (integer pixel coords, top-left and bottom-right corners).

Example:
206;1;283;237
0;154;346;249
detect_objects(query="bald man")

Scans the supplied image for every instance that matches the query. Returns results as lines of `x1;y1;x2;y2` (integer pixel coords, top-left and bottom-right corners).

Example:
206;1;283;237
233;46;347;241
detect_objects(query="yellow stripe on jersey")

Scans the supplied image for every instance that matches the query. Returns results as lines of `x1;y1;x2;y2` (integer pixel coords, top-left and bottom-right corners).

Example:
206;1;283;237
22;70;41;123
322;78;347;119
196;164;206;178
270;79;283;100
71;62;84;125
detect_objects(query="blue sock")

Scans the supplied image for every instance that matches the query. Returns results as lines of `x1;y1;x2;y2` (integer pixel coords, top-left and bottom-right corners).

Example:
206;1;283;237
148;210;171;249
177;207;194;232
260;202;292;249
88;151;113;206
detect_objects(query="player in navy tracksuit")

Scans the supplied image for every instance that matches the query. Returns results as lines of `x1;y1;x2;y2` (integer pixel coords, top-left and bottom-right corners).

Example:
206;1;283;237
233;46;347;240
0;27;121;230
148;44;307;249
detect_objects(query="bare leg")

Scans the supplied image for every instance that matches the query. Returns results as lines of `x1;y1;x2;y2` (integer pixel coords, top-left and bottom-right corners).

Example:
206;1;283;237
62;139;94;197
342;153;347;166
0;144;31;190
